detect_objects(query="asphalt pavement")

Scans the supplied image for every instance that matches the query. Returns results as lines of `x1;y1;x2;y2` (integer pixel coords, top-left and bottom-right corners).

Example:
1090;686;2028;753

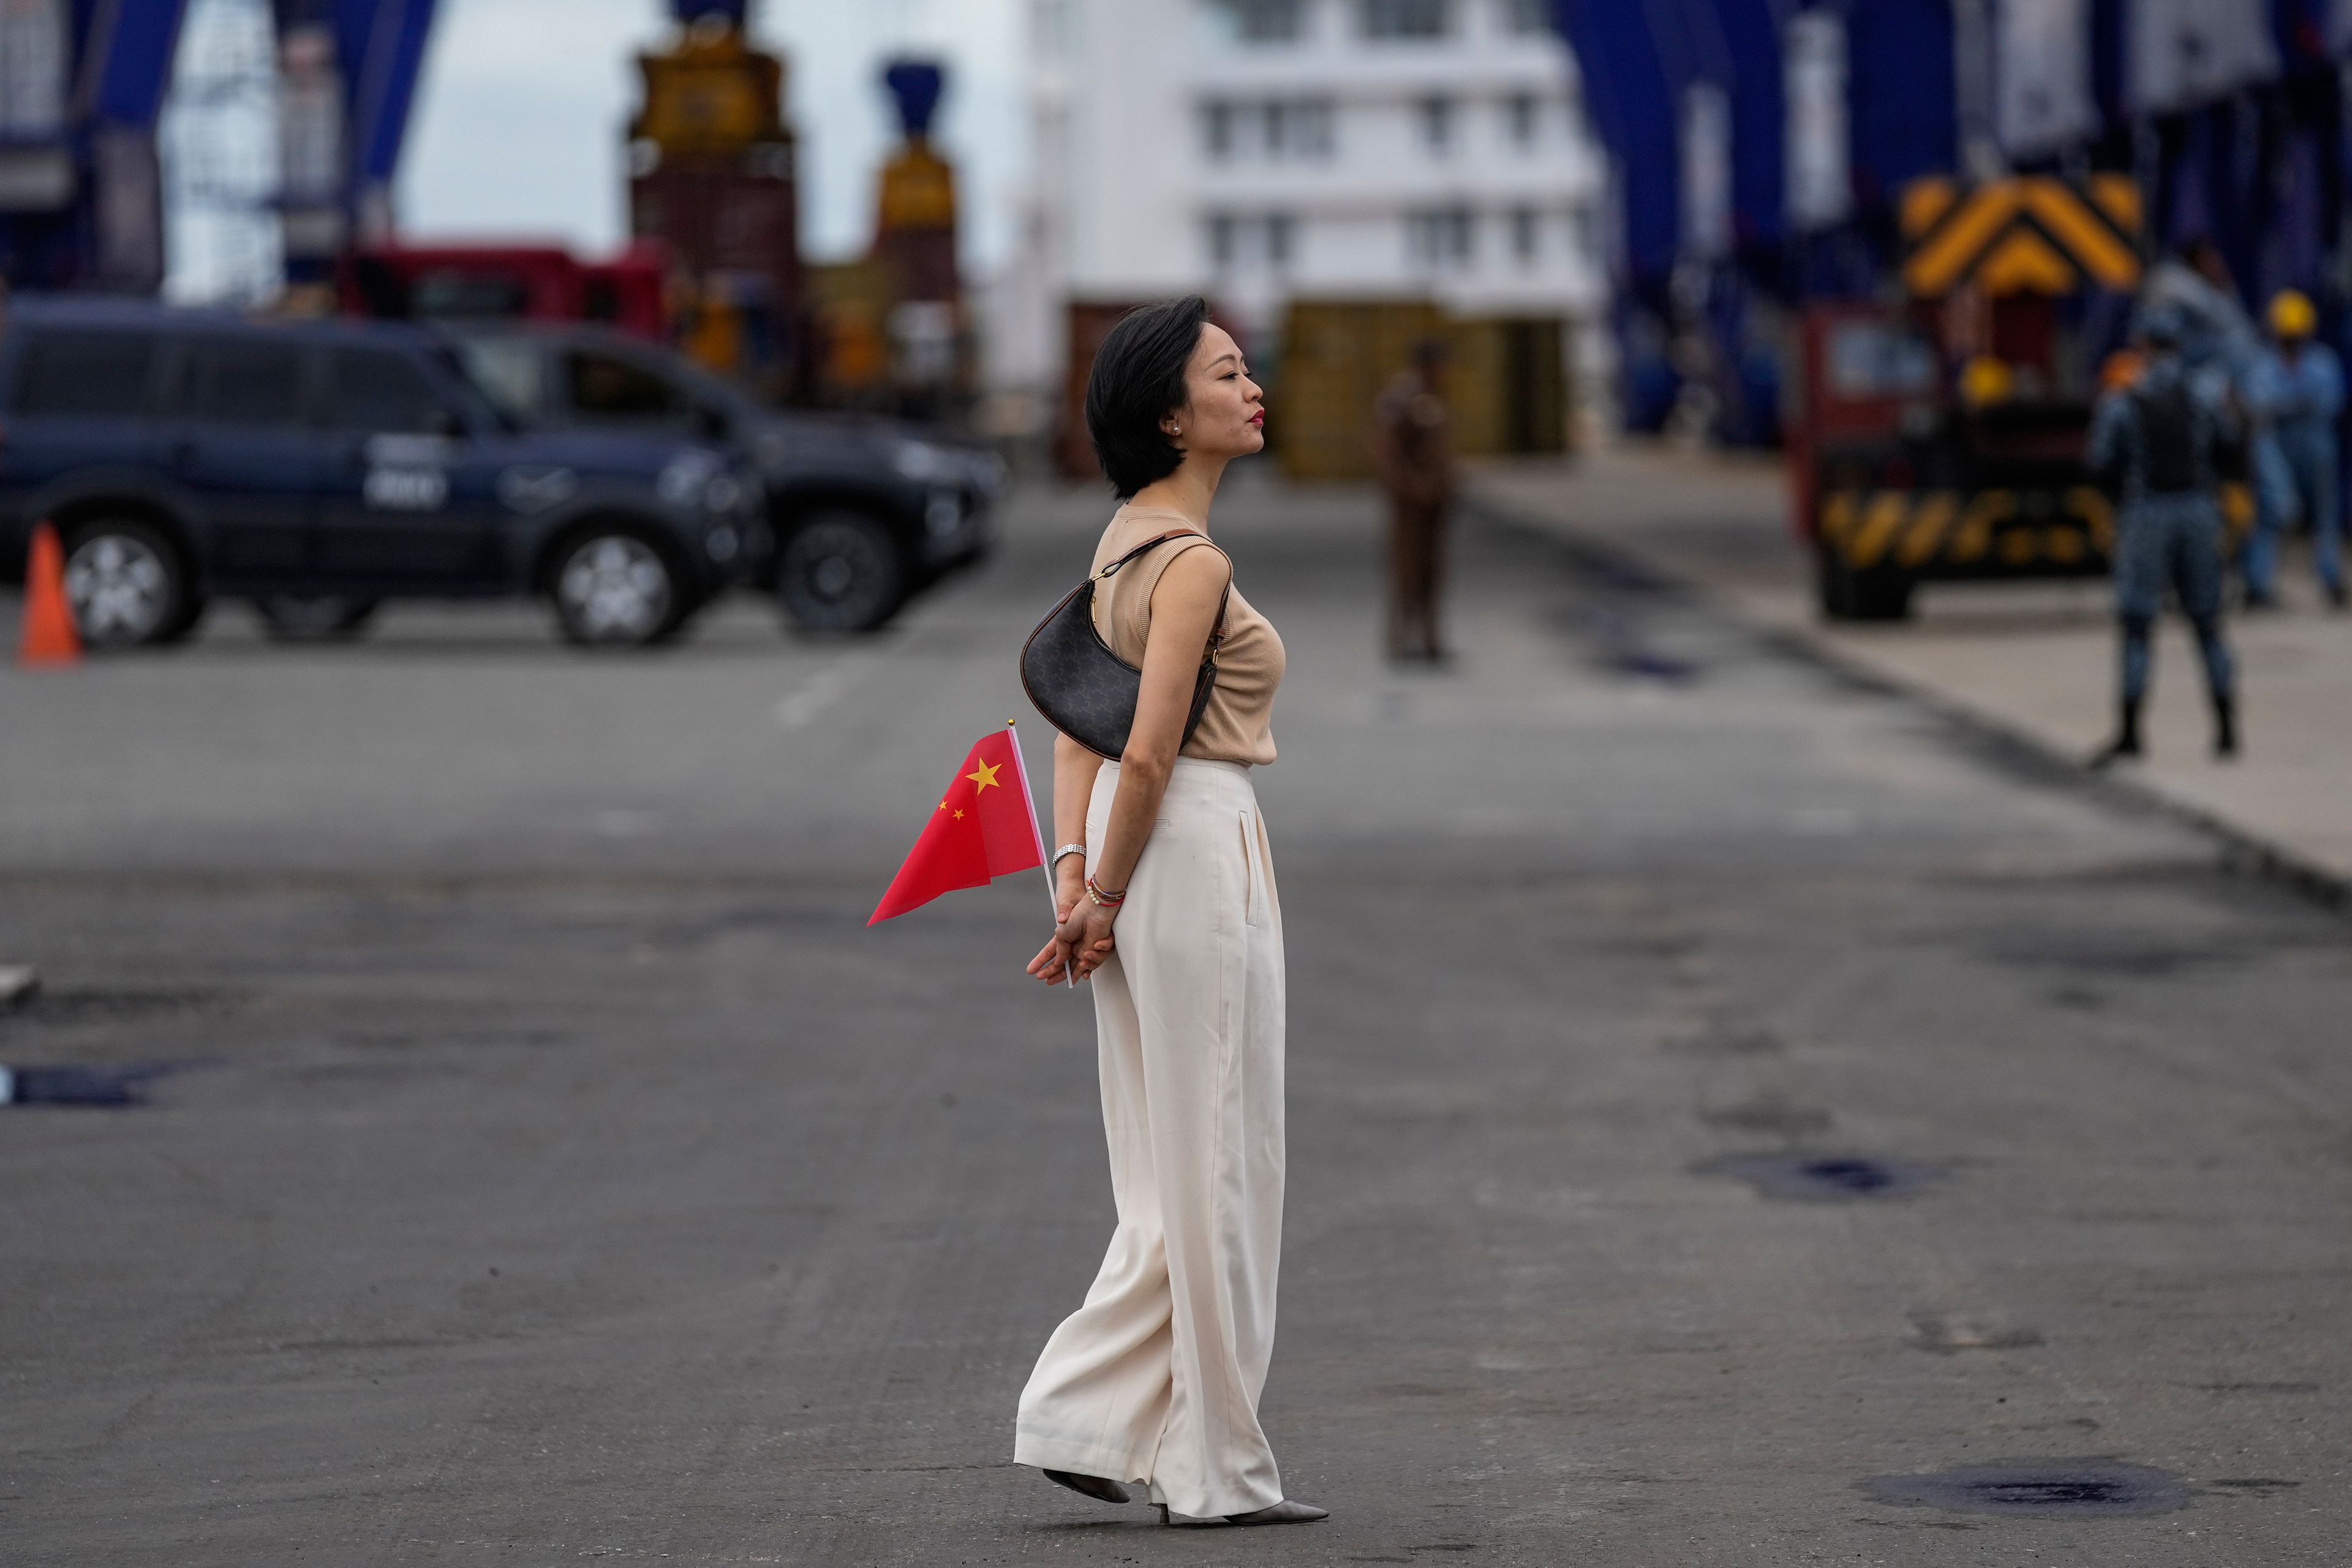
2;469;2347;1565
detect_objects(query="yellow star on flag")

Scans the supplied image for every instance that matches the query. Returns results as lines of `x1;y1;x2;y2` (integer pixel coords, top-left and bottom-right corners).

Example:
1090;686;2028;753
965;759;1003;793
953;809;965;819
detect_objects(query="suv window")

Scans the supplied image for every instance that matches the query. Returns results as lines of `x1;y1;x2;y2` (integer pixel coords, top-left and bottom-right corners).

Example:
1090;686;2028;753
456;337;545;421
327;347;456;433
567;350;688;424
182;337;308;424
11;330;159;417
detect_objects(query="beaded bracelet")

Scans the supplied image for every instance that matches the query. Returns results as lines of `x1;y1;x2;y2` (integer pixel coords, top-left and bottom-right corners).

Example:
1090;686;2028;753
1085;875;1127;907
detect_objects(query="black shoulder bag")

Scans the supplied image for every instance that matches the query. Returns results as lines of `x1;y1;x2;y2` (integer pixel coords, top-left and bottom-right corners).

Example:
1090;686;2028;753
1020;530;1231;761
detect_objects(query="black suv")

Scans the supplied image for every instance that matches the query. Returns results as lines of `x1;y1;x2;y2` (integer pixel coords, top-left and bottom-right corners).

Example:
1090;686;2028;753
449;324;1000;630
0;299;764;647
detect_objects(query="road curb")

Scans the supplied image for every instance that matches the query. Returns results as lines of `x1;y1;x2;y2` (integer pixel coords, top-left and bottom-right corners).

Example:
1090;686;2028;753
1469;491;2352;917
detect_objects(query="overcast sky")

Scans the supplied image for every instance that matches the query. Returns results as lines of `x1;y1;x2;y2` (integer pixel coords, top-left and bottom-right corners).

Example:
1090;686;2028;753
395;0;1028;271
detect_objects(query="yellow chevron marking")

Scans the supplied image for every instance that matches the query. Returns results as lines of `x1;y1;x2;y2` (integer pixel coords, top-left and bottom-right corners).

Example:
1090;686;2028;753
1847;491;1912;568
2021;180;2139;290
1902;175;2142;298
1946;491;2014;564
1905;183;2020;296
2042;527;2087;564
2087;173;2140;233
1900;176;1959;239
1896;491;1959;568
1977;227;2081;295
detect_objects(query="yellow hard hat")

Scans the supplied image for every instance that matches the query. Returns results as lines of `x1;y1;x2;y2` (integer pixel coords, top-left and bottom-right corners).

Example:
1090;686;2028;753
2269;289;2317;339
1960;355;2013;407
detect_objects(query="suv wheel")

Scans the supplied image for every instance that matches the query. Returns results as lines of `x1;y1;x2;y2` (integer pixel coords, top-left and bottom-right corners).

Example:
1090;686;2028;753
550;529;688;646
256;595;380;641
63;519;203;646
777;510;906;631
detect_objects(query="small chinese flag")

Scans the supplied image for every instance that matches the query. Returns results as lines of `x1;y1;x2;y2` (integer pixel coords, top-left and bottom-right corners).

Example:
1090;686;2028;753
869;725;1050;925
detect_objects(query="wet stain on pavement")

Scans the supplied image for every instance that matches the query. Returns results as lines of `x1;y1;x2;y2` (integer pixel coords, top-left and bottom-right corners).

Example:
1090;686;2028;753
1859;1458;2190;1518
1700;1153;1940;1200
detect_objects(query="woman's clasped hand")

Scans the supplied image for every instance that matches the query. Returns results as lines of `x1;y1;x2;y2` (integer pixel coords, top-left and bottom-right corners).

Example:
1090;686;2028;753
1027;858;1117;984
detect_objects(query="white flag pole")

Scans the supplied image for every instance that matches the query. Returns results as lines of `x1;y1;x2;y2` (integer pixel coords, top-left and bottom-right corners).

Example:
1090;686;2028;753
1006;720;1076;987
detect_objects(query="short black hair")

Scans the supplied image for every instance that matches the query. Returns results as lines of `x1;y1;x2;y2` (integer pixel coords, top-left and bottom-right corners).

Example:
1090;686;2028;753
1085;296;1211;498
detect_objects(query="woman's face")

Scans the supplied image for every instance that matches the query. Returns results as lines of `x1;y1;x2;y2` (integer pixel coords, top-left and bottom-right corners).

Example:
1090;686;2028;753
1166;323;1265;461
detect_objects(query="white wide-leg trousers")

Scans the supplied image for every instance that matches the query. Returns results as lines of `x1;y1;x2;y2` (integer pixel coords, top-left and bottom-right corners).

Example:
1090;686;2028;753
1014;758;1287;1520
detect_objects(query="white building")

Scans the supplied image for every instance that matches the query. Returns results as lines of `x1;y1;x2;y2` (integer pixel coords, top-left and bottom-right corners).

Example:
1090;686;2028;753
989;0;1608;404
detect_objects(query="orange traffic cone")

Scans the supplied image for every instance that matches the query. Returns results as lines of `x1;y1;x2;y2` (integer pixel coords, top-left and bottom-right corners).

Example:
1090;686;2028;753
18;521;81;668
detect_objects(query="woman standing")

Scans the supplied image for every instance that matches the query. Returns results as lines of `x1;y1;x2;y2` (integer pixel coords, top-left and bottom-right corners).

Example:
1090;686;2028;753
1016;298;1323;1528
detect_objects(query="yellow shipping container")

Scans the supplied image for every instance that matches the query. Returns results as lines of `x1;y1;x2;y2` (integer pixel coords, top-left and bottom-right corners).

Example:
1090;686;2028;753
1273;299;1446;481
1447;316;1571;458
1273;300;1571;480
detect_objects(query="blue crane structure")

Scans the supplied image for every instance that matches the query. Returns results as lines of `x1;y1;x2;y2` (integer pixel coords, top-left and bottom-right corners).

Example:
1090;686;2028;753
0;0;440;295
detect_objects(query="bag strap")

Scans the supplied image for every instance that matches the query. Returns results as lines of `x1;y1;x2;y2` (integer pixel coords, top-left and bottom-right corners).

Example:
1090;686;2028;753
1095;528;1232;657
1095;528;1208;579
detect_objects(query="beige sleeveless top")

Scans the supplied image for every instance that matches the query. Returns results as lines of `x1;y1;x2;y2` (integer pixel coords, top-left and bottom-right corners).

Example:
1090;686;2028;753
1088;505;1284;766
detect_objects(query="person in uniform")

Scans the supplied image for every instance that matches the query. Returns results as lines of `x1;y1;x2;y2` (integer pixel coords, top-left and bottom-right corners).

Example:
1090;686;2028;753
2088;305;2240;765
1371;339;1454;661
2244;289;2346;610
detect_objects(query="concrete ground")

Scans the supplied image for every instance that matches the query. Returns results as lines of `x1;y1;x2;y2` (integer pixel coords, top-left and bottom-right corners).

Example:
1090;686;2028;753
1474;448;2352;890
1;470;2347;1565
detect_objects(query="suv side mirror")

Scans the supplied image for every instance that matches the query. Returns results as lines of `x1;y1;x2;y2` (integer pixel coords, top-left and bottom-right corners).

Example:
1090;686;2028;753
429;406;467;439
697;404;731;442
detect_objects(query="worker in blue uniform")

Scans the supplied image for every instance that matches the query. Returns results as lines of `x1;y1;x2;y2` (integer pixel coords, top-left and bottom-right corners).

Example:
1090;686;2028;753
2088;305;2239;765
2244;290;2346;610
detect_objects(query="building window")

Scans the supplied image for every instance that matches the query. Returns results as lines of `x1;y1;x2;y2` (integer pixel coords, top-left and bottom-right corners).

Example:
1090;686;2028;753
1419;96;1453;154
1505;92;1538;148
1223;0;1306;41
1362;0;1450;39
1502;0;1551;34
1568;202;1596;263
1287;99;1336;157
1407;207;1474;270
1208;214;1237;268
1204;97;1336;161
1203;100;1234;159
1510;206;1539;263
1207;213;1298;272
